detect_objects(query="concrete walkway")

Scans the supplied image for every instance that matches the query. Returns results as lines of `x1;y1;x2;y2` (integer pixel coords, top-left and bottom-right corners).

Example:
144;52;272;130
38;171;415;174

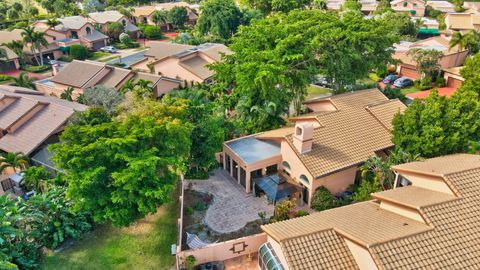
187;169;274;234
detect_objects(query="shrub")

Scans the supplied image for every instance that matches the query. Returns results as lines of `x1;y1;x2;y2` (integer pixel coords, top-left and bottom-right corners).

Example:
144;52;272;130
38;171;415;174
70;44;90;60
193;202;207;211
23;65;50;73
0;75;12;82
59;55;74;62
383;85;406;102
185;255;196;270
119;33;132;45
143;25;164;40
376;65;388;79
185;207;193;216
271;199;296;222
82;85;124;114
311;187;338;211
436;76;446;87
352;179;382;202
296;210;310;217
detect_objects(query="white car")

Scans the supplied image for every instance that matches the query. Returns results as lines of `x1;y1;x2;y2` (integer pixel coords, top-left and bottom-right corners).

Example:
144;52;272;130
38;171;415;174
100;46;118;53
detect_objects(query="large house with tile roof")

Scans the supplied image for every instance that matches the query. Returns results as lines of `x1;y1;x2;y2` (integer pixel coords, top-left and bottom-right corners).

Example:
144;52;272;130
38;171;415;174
219;89;406;206
33;16;109;51
444;12;480;33
393;36;468;80
131;2;198;29
88;10;140;39
259;154;480;269
391;0;426;16
34;60;182;98
131;42;231;86
0;46;20;73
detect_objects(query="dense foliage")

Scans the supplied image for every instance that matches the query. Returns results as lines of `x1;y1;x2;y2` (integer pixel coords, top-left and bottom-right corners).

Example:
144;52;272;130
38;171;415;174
51;102;192;226
212;9;398;132
392;89;480;158
69;44;90;60
460;52;480;95
197;0;243;41
0;187;92;270
79;85;124;114
311;187;338;211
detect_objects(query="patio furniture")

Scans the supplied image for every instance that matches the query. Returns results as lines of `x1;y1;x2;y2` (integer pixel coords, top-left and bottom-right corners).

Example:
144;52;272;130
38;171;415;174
186;232;210;250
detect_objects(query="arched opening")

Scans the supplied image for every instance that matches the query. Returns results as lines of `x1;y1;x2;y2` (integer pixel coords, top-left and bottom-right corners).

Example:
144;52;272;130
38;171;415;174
86;26;91;35
299;174;309;185
282;161;291;176
122;19;126;27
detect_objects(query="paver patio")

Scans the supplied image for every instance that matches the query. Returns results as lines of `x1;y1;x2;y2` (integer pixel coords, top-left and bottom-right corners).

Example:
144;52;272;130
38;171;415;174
187;169;274;234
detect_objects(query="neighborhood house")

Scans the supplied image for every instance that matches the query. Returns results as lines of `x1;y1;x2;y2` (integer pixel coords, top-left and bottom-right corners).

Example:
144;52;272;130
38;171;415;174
220;89;406;206
0;46;20;73
131;42;231;86
259;154;480;269
131;2;198;29
88;10;140;39
390;0;426;16
34;60;182;98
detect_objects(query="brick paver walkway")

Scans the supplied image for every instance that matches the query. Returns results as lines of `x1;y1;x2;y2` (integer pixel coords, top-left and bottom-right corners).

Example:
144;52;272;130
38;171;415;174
187;169;274;234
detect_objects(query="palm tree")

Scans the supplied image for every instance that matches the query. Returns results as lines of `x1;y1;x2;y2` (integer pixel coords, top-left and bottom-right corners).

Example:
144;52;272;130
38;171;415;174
449;31;468;66
60;87;74;101
12;71;35;88
2;40;25;67
21;26;48;66
0;152;29;174
151;10;169;29
46;18;60;28
0;48;7;63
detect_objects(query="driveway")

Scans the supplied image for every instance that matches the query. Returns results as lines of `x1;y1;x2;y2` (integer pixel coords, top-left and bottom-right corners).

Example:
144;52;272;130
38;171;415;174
105;50;146;67
187;169;274;234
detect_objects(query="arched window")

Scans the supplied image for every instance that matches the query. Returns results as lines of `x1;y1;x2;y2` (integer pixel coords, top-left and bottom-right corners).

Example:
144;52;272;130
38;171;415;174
299;174;309;185
282;161;291;175
86;26;91;35
403;1;408;7
122;19;126;26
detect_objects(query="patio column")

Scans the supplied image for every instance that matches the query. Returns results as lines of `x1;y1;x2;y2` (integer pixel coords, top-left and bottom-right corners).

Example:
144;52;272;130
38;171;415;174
223;154;226;171
230;158;234;177
246;171;251;193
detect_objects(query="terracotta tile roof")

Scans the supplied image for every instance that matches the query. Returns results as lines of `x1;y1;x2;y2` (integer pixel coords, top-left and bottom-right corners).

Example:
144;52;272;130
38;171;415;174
57;16;89;30
144;42;194;59
372;186;457;208
97;67;132;88
88;10;125;24
132;2;193;17
256;127;295;140
446;13;480;30
263;154;480;269
366;99;406;131
0;46;18;60
262;201;432;246
372;156;480;269
285;89;406;178
391;153;480;176
51;60;106;88
179;56;213;80
0;86;87;155
281;229;360;269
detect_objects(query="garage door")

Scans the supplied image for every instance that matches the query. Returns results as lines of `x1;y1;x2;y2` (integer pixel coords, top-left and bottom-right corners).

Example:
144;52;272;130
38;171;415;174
447;77;462;89
0;61;17;73
400;65;421;80
92;40;105;51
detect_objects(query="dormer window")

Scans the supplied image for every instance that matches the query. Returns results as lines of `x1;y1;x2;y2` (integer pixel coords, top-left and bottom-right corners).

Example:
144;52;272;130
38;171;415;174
403;1;408;7
86;27;91;35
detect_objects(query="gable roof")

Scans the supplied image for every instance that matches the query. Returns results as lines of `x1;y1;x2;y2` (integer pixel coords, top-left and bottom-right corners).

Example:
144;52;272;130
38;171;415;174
132;2;193;17
262;154;480;269
446;13;480;30
56;16;89;31
0;46;18;60
0;86;87;155
286;89;405;179
51;60;107;88
178;56;213;80
144;42;195;59
88;10;125;24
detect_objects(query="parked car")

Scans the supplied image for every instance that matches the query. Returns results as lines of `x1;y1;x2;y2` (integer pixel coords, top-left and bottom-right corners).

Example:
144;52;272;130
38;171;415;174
393;77;414;88
382;74;399;84
313;75;331;88
100;46;118;53
194;262;224;270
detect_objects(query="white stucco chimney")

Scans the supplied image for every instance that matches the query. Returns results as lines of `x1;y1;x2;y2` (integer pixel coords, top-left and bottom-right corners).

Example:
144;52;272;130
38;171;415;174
293;123;314;154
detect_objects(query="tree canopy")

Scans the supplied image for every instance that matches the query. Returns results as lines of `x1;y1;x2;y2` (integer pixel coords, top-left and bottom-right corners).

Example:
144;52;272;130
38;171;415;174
212;10;398;132
51;103;192;226
460;51;480;96
196;0;242;41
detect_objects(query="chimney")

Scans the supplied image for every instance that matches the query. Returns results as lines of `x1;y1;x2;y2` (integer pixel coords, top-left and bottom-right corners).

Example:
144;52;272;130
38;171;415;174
293;123;314;154
52;64;59;76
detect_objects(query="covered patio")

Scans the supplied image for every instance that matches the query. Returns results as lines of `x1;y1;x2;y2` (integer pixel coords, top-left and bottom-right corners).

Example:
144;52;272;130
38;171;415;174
254;173;302;205
221;136;282;193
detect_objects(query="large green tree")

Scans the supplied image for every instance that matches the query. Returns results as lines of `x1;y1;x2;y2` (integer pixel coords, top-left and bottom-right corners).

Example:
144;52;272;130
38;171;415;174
168;6;189;29
197;0;242;41
460;52;480;95
212;10;397;132
406;48;444;79
241;0;311;14
51;104;192;226
392;89;480;158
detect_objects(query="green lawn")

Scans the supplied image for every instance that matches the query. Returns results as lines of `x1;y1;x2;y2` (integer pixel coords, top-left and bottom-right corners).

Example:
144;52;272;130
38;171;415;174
400;86;422;95
307;84;333;99
88;52;111;61
41;204;178;270
99;55;120;62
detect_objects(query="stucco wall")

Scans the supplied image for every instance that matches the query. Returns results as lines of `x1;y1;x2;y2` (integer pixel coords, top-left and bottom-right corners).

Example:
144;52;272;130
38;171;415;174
280;140;314;190
153;57;204;83
344;238;378;270
439;52;468;68
305;100;337;112
313;166;358;198
379;201;425;223
178;233;267;267
392;0;425;16
397;172;454;195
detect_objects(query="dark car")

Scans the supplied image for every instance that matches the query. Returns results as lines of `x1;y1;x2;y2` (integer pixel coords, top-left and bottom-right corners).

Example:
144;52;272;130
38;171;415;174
393;77;414;88
382;74;399;84
194;262;224;270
